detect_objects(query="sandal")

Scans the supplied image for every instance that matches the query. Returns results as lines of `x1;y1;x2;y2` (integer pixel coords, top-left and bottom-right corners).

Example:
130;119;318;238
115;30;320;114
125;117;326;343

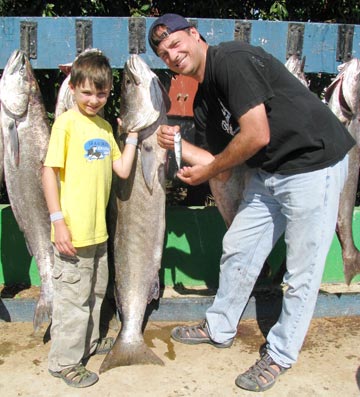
93;337;114;355
235;353;289;392
171;320;233;348
49;363;99;388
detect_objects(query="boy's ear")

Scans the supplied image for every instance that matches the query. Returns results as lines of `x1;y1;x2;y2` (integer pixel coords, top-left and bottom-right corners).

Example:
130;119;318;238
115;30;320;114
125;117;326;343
68;82;75;94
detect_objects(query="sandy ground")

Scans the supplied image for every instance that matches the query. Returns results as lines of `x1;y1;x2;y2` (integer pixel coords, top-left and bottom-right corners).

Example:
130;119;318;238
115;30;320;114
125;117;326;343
0;316;359;397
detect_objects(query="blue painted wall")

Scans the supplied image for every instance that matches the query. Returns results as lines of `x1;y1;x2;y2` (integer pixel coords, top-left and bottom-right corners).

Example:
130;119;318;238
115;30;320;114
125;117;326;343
0;17;359;73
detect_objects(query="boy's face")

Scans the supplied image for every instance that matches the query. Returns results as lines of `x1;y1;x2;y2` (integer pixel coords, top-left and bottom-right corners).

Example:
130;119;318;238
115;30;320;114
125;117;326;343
70;78;110;117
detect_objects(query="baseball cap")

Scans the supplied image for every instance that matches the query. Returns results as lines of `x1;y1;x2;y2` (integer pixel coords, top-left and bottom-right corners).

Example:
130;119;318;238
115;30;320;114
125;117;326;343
148;14;204;55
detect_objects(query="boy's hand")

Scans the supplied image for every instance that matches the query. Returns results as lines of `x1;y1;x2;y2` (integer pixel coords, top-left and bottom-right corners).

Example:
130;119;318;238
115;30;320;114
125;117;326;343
53;220;77;256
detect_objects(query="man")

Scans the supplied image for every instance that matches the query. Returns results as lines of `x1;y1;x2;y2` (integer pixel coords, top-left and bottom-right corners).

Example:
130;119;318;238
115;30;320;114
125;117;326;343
148;14;355;392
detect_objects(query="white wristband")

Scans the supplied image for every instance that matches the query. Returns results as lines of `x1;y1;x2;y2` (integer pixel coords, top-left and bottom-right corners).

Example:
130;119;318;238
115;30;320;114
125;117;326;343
50;211;64;223
125;137;138;146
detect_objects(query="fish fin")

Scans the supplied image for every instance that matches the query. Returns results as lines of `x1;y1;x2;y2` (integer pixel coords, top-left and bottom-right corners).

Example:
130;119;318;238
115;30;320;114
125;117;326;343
8;119;20;166
300;56;306;72
344;260;360;285
338;83;353;119
324;76;342;103
148;276;160;303
158;79;171;112
141;142;156;192
24;237;33;256
33;290;52;332
99;340;164;373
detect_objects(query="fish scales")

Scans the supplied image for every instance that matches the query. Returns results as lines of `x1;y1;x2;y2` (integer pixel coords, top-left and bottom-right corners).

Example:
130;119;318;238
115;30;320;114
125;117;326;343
0;50;54;330
284;55;309;87
100;54;168;373
326;58;360;285
208;165;249;228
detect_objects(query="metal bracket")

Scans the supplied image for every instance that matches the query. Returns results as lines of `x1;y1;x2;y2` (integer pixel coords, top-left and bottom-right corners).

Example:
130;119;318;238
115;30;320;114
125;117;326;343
75;19;93;54
234;21;252;43
286;23;304;59
20;21;37;59
337;24;354;62
129;17;146;54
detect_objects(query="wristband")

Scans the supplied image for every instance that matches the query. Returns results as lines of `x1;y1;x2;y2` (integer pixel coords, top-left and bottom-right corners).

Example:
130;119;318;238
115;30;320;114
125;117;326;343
50;211;64;223
125;137;138;146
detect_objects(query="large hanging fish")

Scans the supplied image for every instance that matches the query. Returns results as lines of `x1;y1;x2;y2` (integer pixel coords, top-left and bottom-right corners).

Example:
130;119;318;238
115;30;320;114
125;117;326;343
100;54;170;373
0;50;54;330
325;58;360;285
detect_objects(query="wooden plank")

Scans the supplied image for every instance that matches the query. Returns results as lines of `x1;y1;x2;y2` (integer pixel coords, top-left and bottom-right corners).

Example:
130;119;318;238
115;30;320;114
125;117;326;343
0;17;359;74
303;23;338;73
251;20;289;62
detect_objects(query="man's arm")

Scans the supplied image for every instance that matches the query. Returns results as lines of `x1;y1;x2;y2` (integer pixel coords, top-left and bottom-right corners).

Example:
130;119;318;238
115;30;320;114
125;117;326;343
156;124;215;166
177;103;270;185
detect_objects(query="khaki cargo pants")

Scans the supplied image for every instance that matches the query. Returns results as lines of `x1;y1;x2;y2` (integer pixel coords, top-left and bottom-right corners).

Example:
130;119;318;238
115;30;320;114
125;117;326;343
48;242;108;372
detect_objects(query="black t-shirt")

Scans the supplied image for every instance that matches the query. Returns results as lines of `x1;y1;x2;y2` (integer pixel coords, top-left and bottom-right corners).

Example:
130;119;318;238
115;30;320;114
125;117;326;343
194;42;355;174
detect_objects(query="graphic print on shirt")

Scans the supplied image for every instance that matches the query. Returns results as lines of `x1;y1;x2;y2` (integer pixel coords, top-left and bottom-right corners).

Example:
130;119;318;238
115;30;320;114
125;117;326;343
84;138;110;160
218;98;240;137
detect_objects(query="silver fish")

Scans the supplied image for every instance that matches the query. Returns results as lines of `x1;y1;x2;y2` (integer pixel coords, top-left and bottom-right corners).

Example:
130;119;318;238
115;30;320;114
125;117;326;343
325;58;360;285
174;131;182;170
0;50;54;330
285;54;309;87
55;63;74;119
99;54;169;373
208;165;250;228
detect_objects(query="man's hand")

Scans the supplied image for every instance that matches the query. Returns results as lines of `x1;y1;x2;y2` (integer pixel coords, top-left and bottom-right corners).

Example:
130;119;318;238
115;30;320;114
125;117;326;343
156;124;180;150
177;164;213;186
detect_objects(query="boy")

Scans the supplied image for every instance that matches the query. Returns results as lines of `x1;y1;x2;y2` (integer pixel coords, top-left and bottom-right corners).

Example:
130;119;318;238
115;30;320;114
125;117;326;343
42;49;138;388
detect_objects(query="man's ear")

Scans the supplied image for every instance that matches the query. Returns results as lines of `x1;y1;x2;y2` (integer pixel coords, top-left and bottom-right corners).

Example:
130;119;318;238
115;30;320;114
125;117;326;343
189;26;200;40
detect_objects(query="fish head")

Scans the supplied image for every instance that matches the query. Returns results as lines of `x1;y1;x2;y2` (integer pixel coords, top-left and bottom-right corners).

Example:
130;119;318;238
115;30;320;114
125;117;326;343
120;54;169;134
338;58;360;116
285;55;308;87
326;58;360;122
0;50;33;118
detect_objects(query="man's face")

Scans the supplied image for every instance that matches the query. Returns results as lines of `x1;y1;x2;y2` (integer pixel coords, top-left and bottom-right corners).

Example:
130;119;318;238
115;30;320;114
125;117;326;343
155;27;204;81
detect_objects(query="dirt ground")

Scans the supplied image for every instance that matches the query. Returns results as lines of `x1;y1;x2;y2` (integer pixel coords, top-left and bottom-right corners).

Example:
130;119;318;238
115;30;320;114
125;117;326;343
0;316;359;397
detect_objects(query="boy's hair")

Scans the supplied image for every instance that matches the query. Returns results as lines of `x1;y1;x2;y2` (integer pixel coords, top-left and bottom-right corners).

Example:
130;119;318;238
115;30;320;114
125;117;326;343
70;48;113;90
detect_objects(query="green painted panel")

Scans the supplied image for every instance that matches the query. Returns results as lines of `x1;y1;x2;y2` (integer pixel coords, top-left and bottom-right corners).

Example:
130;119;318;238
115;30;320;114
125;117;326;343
0;204;359;287
0;205;41;286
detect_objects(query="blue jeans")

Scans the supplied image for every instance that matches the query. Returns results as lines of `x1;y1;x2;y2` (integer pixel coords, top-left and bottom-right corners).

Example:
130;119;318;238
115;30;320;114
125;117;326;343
206;156;348;367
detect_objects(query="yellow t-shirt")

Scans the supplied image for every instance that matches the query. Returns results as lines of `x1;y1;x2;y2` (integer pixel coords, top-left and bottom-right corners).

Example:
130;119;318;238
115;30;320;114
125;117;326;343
44;109;121;247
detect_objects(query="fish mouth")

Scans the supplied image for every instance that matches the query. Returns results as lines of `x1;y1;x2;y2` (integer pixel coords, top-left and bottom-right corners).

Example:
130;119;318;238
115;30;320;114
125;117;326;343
125;55;144;86
6;50;27;76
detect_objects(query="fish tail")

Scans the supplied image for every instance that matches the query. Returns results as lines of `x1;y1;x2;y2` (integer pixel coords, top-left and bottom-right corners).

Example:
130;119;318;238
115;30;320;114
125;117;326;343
32;296;52;332
99;339;164;373
343;254;360;285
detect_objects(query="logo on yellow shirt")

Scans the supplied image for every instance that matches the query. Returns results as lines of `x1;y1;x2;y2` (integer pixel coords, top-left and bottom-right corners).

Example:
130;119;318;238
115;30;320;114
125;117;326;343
84;139;110;160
